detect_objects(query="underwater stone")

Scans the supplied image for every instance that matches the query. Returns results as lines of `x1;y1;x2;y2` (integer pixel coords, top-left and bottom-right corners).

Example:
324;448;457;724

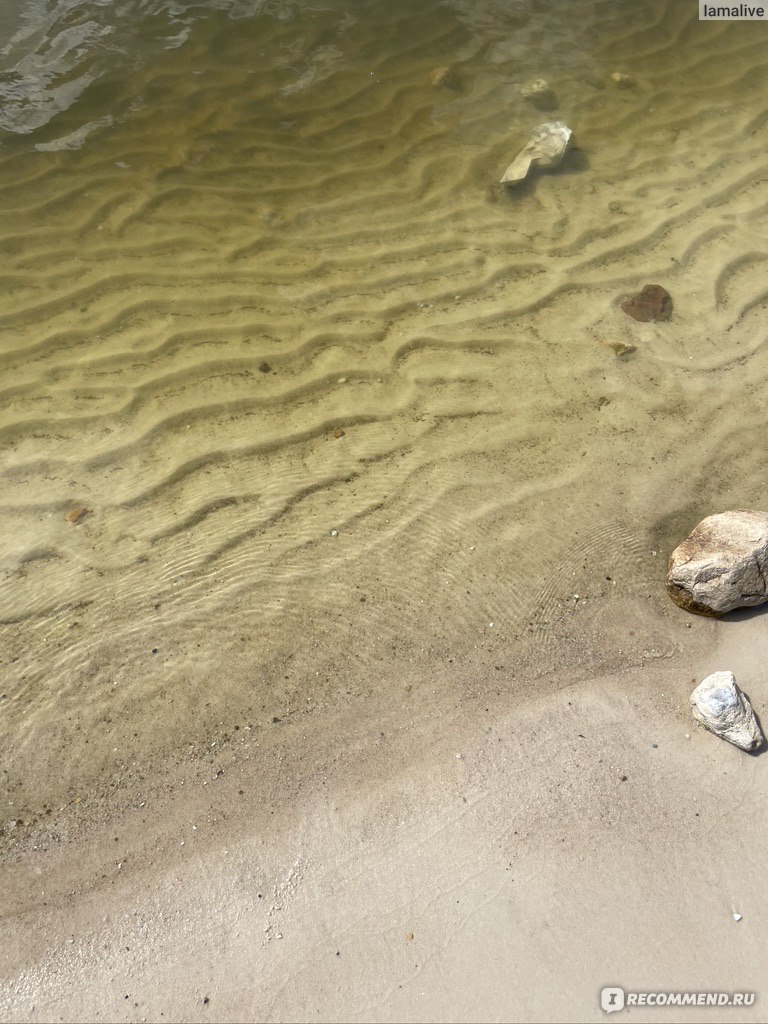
621;284;672;322
667;509;768;616
500;121;572;186
520;78;557;110
610;71;635;88
690;672;763;751
430;66;461;91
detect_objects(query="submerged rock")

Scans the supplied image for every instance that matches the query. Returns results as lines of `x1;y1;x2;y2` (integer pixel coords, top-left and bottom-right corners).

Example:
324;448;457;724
621;284;673;322
666;510;768;616
500;121;572;187
690;672;763;751
601;340;636;358
610;71;635;88
430;66;462;91
520;78;557;110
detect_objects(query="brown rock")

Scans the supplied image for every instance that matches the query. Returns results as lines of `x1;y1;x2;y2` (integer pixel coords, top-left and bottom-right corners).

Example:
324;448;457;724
621;284;673;322
666;510;768;616
67;507;89;524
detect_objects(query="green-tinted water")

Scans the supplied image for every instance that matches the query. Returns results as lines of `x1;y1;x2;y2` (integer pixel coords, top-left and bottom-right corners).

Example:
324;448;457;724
2;0;768;829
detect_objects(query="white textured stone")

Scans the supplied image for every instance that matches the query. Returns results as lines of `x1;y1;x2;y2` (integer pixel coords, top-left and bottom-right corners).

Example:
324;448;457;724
500;121;572;186
689;672;763;752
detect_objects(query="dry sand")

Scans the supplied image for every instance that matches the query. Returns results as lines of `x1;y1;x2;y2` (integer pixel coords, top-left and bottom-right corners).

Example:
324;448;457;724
2;0;768;1019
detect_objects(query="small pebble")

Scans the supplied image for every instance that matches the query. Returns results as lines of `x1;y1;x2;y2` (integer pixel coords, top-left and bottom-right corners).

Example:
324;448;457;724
611;71;635;88
430;66;461;90
733;913;742;922
602;340;636;358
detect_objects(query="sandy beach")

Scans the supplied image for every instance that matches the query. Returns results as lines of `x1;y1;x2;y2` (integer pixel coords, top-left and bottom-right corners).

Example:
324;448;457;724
2;0;768;1019
3;611;768;1022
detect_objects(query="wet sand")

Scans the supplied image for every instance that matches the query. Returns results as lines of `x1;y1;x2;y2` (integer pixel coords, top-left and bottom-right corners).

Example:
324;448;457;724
2;615;768;1022
2;0;768;1019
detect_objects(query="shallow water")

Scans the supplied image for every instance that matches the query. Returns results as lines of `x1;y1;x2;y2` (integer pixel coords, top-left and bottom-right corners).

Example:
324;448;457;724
2;0;768;825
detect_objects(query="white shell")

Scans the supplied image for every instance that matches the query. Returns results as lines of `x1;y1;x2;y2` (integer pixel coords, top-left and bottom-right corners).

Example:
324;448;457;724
689;672;764;752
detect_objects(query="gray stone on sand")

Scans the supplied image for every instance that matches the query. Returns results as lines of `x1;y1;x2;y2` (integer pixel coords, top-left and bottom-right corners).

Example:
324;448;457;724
689;671;763;751
666;509;768;616
500;121;572;186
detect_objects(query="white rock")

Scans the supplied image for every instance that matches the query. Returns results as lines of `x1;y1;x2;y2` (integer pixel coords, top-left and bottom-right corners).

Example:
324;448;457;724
689;672;763;752
500;121;572;186
666;509;768;616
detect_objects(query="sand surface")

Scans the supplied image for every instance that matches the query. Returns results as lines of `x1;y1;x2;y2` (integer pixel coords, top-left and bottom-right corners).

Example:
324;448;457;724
2;625;768;1023
2;0;768;1019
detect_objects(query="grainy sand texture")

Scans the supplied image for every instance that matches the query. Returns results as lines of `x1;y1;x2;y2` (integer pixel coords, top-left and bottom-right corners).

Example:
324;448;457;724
1;0;768;1019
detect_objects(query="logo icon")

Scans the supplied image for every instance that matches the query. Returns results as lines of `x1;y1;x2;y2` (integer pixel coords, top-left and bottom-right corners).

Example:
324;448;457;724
601;987;625;1013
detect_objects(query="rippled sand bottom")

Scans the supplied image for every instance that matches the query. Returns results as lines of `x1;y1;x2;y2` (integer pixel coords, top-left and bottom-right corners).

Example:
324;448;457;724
2;0;768;1018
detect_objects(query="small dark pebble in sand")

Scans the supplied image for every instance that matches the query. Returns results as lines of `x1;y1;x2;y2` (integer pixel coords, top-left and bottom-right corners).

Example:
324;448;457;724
621;284;673;322
272;716;281;723
67;507;89;524
151;648;158;654
258;361;272;373
203;996;210;1005
620;775;628;781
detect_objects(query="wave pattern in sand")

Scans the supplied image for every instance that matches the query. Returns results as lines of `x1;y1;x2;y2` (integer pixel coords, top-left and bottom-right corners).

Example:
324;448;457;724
2;0;768;816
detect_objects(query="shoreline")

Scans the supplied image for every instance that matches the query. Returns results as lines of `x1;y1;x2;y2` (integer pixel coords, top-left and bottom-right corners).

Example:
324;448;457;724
2;3;768;1019
2;600;767;1023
